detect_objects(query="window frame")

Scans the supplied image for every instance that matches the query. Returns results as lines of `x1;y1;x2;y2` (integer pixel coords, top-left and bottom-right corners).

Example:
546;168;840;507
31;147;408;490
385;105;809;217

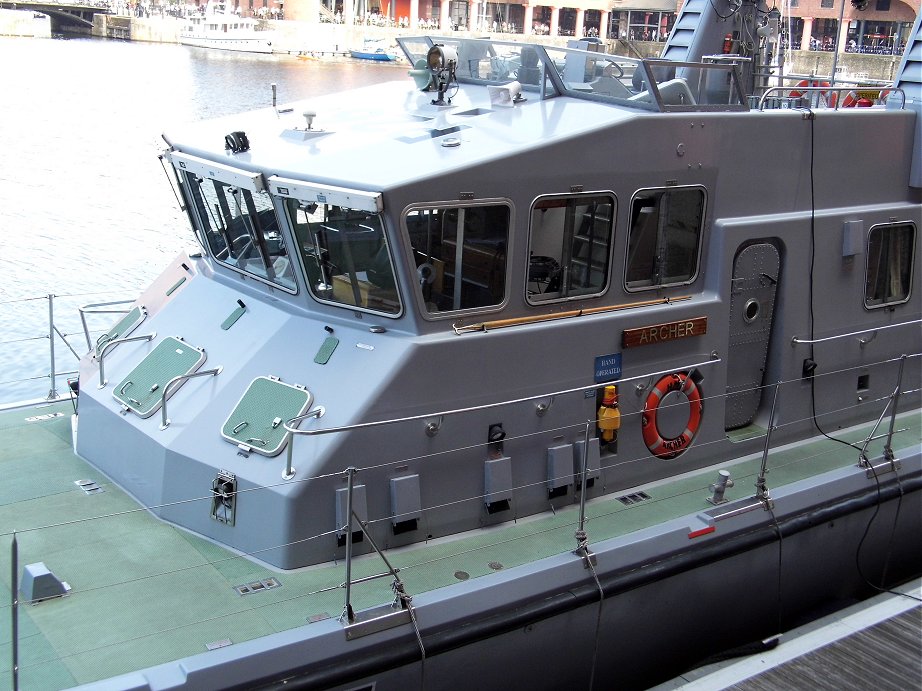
525;191;617;305
623;185;707;293
864;221;915;310
280;198;403;317
402;198;514;319
171;153;298;294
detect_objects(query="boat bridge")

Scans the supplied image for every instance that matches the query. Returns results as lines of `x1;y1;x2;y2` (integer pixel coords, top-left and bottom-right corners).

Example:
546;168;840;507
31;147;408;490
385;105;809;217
0;0;111;32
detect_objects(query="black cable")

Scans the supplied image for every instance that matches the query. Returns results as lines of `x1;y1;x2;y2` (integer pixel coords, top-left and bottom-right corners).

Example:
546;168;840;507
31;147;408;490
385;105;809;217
855;463;922;602
708;0;740;21
803;108;863;451
803;110;918;605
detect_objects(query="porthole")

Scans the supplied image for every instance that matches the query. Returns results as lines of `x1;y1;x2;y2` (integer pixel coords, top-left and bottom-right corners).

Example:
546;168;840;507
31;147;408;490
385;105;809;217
743;298;760;323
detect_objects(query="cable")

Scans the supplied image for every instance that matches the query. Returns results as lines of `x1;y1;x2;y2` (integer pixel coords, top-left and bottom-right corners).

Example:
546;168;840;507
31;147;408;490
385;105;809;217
802;107;862;453
854;463;921;602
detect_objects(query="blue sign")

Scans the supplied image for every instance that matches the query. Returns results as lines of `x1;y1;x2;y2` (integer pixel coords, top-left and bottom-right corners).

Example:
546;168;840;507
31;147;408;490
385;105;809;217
594;353;622;383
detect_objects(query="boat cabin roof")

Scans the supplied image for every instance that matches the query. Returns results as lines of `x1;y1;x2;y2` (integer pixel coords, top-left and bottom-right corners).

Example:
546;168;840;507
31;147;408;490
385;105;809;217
162;37;749;196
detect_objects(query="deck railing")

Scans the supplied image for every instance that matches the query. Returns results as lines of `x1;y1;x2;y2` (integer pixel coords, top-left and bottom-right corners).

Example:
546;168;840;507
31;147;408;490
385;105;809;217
4;351;919;689
0;293;138;407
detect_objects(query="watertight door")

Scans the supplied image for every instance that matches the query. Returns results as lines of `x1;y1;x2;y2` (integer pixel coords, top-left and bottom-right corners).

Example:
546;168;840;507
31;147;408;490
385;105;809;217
724;242;781;430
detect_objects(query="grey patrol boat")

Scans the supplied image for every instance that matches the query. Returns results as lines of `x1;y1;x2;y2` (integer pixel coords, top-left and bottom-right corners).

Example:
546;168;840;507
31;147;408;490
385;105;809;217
4;1;921;689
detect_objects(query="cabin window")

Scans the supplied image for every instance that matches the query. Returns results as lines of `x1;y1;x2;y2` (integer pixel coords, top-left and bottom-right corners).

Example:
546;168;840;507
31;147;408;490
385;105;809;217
625;187;705;290
865;222;915;308
527;194;615;303
184;174;296;291
405;203;511;314
284;199;401;315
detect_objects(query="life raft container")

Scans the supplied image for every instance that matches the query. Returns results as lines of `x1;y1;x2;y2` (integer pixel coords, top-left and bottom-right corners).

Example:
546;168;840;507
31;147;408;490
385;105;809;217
641;372;703;459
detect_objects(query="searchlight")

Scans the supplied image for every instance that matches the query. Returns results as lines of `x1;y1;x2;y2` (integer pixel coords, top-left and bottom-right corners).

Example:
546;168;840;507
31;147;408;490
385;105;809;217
427;44;458;106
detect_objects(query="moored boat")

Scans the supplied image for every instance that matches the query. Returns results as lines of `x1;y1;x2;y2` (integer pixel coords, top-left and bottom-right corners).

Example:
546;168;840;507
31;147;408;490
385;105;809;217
179;0;273;54
3;2;921;690
350;48;398;61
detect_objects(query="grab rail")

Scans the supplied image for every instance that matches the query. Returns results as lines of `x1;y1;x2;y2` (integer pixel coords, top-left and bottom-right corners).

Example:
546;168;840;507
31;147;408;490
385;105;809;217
159;367;223;430
97;333;157;389
285;356;721;439
282;356;721;480
791;318;922;346
78;299;135;352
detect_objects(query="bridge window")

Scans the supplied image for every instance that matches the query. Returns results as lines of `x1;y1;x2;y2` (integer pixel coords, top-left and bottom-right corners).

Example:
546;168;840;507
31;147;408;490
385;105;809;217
625;186;705;291
527;194;615;303
405;203;510;314
285;200;400;315
184;174;295;291
865;222;915;309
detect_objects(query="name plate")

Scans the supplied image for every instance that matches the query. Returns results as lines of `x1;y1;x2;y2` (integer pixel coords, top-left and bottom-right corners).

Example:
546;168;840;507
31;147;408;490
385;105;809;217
622;317;707;348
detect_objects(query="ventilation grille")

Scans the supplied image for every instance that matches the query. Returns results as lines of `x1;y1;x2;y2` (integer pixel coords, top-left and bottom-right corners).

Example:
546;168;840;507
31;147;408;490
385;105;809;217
617;491;652;505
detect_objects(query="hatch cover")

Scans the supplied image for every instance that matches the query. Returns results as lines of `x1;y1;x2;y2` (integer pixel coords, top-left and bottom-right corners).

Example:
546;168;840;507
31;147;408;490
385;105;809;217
220;377;312;456
112;337;206;418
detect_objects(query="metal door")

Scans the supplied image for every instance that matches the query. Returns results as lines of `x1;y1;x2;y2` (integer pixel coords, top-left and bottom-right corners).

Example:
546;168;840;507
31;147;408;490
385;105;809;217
725;242;781;430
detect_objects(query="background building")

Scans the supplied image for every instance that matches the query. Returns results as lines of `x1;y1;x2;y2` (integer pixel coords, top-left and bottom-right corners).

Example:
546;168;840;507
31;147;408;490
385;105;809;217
280;0;917;55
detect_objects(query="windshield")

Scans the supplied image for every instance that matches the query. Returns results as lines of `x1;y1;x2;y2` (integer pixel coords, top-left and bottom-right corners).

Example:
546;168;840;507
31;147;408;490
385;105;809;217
398;36;747;112
284;199;401;315
185;174;295;290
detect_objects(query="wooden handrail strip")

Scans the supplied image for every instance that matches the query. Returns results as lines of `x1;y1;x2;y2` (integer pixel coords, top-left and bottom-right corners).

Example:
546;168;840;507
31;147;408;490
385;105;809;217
452;296;691;334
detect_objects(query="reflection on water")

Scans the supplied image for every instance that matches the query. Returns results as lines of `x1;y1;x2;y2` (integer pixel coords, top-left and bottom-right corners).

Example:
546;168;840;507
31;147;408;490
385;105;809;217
0;36;403;402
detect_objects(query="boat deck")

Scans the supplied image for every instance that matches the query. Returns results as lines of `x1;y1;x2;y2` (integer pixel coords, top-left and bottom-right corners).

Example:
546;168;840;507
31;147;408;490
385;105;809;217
1;399;920;689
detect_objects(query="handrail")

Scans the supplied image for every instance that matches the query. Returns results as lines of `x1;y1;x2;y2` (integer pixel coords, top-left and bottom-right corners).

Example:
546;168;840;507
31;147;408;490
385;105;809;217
78;299;135;352
159;367;223;430
791;318;921;346
757;85;905;111
285;356;721;439
97;333;157;389
453;295;691;334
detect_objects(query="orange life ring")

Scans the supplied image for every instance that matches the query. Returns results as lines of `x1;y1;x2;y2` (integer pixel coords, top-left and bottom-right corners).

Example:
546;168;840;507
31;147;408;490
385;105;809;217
641;372;703;459
838;90;859;108
789;79;831;103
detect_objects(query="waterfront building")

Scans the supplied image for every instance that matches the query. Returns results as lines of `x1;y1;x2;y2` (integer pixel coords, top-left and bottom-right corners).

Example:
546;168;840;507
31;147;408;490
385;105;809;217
279;0;916;52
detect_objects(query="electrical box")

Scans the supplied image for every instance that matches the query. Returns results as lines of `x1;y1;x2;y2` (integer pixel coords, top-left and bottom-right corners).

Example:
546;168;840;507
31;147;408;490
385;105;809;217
335;484;367;538
547;444;573;492
573;437;602;484
390;474;422;528
484;456;513;507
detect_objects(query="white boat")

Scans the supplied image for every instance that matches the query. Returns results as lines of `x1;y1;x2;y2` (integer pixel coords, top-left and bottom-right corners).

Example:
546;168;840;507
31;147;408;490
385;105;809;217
179;1;273;54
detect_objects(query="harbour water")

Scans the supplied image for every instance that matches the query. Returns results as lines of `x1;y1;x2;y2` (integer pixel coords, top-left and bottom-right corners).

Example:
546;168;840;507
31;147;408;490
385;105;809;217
0;36;403;403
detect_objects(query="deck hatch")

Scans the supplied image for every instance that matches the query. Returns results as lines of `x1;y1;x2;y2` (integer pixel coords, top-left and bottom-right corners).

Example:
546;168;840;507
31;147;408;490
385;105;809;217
95;305;147;359
221;377;312;457
112;337;206;418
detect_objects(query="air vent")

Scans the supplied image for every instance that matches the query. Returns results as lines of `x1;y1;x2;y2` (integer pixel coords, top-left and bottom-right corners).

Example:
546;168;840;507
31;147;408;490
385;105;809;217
617;491;652;505
75;479;104;495
234;577;281;596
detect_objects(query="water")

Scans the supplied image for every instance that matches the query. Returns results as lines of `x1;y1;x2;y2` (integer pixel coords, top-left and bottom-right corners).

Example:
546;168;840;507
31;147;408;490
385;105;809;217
0;36;403;403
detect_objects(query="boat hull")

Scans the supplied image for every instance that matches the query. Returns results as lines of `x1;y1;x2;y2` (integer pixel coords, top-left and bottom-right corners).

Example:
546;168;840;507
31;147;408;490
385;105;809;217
179;35;273;54
79;445;921;690
350;50;397;61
